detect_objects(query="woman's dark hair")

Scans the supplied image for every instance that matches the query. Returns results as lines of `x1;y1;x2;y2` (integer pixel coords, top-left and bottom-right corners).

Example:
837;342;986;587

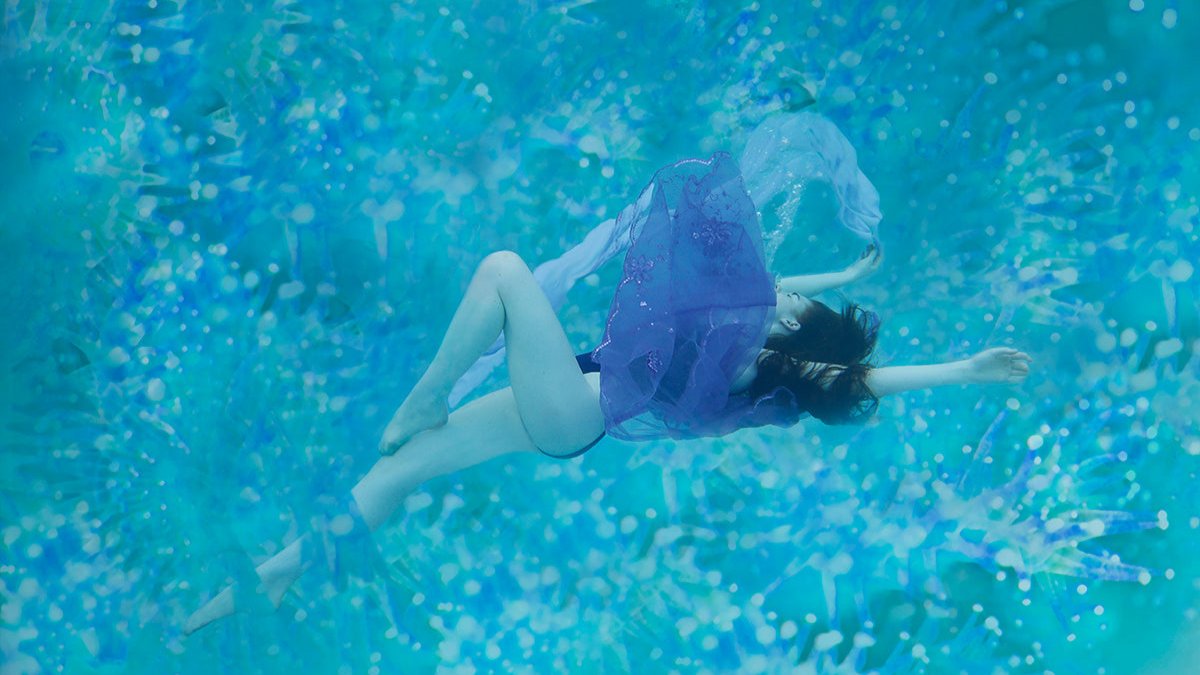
747;298;881;424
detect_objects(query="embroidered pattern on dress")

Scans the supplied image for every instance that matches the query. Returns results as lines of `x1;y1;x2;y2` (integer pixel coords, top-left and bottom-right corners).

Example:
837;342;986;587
625;255;655;285
693;219;731;251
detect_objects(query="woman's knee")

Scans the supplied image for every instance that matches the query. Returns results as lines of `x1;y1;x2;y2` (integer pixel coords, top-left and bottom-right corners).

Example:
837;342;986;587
478;250;530;281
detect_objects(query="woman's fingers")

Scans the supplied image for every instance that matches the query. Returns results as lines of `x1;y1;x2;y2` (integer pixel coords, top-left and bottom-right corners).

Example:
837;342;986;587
860;244;882;263
1007;350;1031;376
852;244;883;276
1011;353;1030;381
1000;348;1032;362
973;348;1033;384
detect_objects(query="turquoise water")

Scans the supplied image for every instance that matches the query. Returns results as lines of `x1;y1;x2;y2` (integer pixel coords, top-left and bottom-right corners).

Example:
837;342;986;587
2;0;1198;672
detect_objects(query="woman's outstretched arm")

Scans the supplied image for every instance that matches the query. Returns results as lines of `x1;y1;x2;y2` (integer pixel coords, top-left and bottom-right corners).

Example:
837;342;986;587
864;347;1032;397
777;244;882;296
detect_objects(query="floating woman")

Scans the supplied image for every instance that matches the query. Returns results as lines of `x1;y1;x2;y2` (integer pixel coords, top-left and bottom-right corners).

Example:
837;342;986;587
183;113;1031;635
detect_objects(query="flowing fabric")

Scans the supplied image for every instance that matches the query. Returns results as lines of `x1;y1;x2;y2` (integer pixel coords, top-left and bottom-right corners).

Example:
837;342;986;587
741;112;883;267
448;112;883;440
591;152;776;439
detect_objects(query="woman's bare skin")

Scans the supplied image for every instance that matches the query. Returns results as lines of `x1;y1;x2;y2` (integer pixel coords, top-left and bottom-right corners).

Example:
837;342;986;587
183;247;1030;635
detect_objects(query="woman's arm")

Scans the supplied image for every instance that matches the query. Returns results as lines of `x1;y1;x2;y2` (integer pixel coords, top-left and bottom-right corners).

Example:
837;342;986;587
865;361;969;397
777;269;858;296
777;245;882;296
864;348;1032;397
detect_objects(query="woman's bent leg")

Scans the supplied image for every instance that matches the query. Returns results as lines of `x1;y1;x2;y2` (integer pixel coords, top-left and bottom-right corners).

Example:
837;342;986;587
381;251;604;456
379;252;515;452
487;257;605;455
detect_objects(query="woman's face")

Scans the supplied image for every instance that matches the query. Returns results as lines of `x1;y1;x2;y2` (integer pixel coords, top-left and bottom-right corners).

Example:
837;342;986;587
771;292;813;337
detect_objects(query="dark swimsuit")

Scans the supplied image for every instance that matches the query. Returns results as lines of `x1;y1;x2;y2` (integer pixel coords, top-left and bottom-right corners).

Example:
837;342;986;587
536;352;606;460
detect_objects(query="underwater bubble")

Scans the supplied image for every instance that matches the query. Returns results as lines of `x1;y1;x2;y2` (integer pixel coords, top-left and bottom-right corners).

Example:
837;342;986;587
996;549;1021;568
277;281;305;300
1168;260;1193;282
814;630;843;651
1154;339;1182;359
291;204;316;224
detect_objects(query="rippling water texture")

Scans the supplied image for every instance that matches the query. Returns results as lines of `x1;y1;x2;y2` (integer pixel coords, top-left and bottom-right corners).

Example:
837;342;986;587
2;1;1198;673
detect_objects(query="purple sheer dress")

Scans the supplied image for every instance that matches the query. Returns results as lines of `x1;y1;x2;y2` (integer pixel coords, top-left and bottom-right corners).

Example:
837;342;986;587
449;112;882;441
591;152;776;439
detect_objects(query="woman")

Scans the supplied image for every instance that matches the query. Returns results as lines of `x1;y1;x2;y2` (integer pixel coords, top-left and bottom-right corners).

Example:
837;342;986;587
183;115;1032;635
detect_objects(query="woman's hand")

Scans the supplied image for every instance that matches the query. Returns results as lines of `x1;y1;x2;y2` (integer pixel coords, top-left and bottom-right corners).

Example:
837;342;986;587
844;244;883;282
963;348;1032;384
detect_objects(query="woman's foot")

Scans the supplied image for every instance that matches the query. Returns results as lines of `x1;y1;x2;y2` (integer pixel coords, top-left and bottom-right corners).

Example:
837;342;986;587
379;386;448;454
183;586;236;635
182;577;289;636
182;538;309;636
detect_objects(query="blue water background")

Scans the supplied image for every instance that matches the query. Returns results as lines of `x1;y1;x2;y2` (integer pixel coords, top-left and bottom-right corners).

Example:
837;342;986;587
2;0;1198;672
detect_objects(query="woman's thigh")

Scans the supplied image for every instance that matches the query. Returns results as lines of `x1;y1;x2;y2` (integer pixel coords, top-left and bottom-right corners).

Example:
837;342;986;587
489;253;605;455
352;380;601;529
